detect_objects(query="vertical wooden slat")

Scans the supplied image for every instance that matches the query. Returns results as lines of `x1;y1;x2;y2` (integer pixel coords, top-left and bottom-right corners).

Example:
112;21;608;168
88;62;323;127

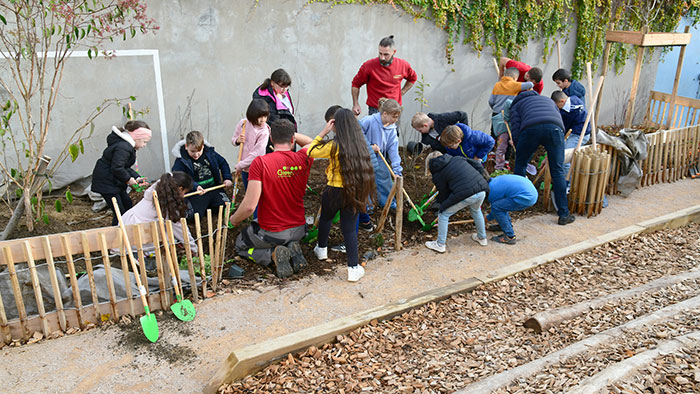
394;176;404;251
60;235;84;329
568;151;580;211
0;278;10;343
23;241;50;337
596;152;611;215
180;217;198;302
41;236;66;332
213;205;224;288
98;233;119;322
150;221;169;308
543;163;552;211
624;30;647;128
134;223;148;290
586;153;601;217
2;247;29;340
166;220;183;297
667;26;690;129
80;233;101;323
194;213;208;298
118;231;135;317
577;155;592;215
207;209;215;290
654;131;664;184
218;202;232;284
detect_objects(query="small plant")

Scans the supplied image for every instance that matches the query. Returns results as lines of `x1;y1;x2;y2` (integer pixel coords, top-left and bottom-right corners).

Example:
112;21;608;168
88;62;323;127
180;254;212;277
490;169;511;178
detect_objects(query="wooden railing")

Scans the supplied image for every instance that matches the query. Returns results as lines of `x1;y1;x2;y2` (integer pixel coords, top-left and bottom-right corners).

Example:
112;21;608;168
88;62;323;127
645;90;700;130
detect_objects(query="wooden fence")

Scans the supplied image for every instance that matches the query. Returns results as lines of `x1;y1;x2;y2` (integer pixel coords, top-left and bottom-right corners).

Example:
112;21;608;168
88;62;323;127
645;90;700;130
0;204;230;343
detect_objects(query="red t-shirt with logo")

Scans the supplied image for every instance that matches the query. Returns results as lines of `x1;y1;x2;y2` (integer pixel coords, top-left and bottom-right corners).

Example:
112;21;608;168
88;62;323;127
506;59;543;95
248;149;313;232
352;57;418;108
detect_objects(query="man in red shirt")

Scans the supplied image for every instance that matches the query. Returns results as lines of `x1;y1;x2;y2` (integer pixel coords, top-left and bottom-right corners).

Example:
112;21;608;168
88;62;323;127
230;119;312;278
499;56;544;95
352;35;418;116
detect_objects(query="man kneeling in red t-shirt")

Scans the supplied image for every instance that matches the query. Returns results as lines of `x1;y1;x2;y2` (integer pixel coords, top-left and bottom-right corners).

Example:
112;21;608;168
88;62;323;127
230;119;313;278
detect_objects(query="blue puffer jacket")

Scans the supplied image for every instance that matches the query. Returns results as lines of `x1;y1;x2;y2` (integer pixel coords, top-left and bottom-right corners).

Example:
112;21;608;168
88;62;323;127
559;96;590;136
429;154;489;212
510;91;564;145
444;123;495;160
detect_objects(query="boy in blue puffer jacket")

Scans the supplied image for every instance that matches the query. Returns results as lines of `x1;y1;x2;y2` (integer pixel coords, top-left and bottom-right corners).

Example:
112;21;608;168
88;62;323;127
440;124;495;162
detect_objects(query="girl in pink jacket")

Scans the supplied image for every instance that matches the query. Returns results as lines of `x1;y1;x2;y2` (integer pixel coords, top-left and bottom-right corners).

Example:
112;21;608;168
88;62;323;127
232;98;271;191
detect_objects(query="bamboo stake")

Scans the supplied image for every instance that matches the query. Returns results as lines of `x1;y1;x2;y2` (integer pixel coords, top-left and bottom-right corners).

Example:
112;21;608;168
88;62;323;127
207;209;215;290
23;241;50;337
0;276;10;343
394;176;404;251
661;131;671;182
134;224;148;290
149;221;169;308
213;205;224;288
80;233;100;323
218;202;232;284
556;40;561;69
572;76;605;153
492;58;500;76
117;231;136;318
577;155;592;215
376;182;399;234
180;217;198;302
166;220;183;297
567;151;580;212
2;247;29;340
194;213;208;298
596;152;611;214
586;153;601;218
586;63;596;148
98;233;119;322
61;235;84;329
42;236;66;332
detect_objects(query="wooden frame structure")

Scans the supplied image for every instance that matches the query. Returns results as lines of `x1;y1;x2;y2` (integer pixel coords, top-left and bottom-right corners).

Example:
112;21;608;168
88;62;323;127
0;205;230;343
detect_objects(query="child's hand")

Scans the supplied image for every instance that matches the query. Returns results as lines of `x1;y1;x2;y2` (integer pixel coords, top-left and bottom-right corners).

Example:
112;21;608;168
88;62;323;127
237;134;246;144
127;177;137;186
371;144;380;153
319;119;335;137
196;186;205;195
224;180;233;188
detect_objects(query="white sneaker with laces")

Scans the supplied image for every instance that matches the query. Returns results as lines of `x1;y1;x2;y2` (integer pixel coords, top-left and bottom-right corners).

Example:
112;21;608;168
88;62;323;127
425;240;446;253
347;265;365;282
471;233;488;246
313;245;328;260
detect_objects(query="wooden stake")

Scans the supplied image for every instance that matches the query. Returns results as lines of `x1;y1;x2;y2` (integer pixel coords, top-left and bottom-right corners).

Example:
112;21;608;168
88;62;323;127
556;40;561;69
166;220;184;297
586;62;596;148
194;213;208;297
180;217;198;302
376;182;399;234
150;221;170;308
394;176;404;251
42;236;66;332
60;235;84;329
80;233;101;323
596;152;611;214
667;26;690;129
0;273;10;343
543;162;552;211
2;246;29;339
23;241;50;337
577;155;592;215
218;202;232;284
595;23;614;126
213;205;224;288
98;233;119;321
117;231;136;318
586;153;601;217
134;224;149;292
207;209;215;290
624;26;648;128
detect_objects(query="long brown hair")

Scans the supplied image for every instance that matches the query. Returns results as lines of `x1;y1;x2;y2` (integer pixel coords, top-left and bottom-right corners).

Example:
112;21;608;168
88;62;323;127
312;108;376;212
155;171;192;222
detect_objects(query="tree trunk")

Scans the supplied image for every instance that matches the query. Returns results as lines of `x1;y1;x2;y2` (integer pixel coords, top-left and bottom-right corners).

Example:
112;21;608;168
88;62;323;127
0;200;25;241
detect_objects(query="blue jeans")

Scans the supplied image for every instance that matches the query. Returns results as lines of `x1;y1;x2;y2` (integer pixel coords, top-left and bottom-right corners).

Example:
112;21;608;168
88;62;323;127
487;195;534;238
373;152;396;209
563;133;590;179
514;124;570;218
437;191;486;245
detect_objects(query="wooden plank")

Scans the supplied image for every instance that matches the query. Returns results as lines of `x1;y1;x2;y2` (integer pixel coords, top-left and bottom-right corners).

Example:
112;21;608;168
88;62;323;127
194;213;208;298
648;90;700;109
80;232;101;323
23;241;50;337
667;26;690;129
98;233;119;322
42;236;66;332
606;30;644;45
640;32;692;47
2;247;29;339
625;36;647;128
60;235;84;329
394;176;404;251
118;231;135;317
181;218;198;302
150;221;169;308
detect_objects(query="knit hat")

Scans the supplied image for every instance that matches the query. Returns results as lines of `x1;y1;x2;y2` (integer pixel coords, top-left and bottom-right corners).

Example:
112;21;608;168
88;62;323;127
129;127;152;140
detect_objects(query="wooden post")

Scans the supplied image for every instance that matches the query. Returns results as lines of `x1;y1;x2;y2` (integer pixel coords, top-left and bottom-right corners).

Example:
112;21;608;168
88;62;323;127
180;218;198;302
2;246;29;340
42;236;67;332
597;152;611;214
166;220;183;297
543;163;552;211
394;176;404;251
0;277;10;344
23;241;50;337
667;26;690;130
556;40;561;69
98;233;119;322
586;153;601;217
79;233;101;323
60;235;84;329
117;231;136;318
213;205;224;288
624;26;648;128
376;182;399;234
194;213;208;298
595;23;614;126
207;209;215;290
150;221;169;308
134;224;149;292
218;202;232;284
586;62;596;148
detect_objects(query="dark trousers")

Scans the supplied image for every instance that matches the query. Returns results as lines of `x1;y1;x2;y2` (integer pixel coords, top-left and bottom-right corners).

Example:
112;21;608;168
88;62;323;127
513;123;570;218
318;187;360;267
101;190;133;226
241;171;258;219
235;222;306;267
187;189;231;218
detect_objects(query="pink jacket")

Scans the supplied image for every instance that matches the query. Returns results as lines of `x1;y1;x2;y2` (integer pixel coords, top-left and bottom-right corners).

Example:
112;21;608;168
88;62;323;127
231;119;270;172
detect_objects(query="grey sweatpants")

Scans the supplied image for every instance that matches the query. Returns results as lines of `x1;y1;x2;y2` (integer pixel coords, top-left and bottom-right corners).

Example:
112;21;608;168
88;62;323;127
234;222;306;267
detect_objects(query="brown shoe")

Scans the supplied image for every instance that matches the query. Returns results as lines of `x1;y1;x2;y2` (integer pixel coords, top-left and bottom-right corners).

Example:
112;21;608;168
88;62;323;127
271;246;293;278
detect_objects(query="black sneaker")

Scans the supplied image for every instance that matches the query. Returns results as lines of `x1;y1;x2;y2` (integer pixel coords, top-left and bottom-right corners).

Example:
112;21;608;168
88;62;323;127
491;233;517;245
558;214;576;225
330;243;347;253
486;224;502;232
359;221;374;232
287;241;307;273
271;246;293;278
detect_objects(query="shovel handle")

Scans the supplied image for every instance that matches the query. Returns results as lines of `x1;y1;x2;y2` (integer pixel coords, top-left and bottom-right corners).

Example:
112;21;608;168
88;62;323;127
376;150;423;219
112;198;151;314
502;110;516;152
152;191;182;299
184;183;226;198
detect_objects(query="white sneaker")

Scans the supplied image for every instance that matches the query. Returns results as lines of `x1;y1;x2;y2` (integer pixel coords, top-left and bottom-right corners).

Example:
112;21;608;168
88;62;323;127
425;240;446;253
313;245;328;260
471;233;488;246
347;265;365;282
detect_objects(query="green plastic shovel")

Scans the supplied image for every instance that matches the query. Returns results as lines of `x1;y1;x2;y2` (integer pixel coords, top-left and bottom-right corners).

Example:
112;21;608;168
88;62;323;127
112;198;159;342
408;189;439;223
152;191;196;322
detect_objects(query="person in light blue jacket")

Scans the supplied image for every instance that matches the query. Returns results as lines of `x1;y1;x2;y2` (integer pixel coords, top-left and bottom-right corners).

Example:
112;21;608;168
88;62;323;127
486;174;538;245
360;97;403;209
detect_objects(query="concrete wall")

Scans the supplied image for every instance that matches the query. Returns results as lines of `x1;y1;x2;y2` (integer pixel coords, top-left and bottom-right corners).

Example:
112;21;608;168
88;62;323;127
5;0;661;185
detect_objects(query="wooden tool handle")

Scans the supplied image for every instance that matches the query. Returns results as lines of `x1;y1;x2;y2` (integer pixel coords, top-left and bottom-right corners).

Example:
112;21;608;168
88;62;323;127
152;191;182;298
184;183;226;198
376;150;422;214
112;198;150;311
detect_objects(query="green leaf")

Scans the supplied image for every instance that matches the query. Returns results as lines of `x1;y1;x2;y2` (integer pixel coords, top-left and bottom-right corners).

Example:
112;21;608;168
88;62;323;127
0;14;6;25
10;168;16;178
15;189;22;198
79;139;84;154
42;214;49;225
87;48;93;59
130;96;136;101
54;199;62;212
65;190;74;203
30;196;38;205
69;144;80;162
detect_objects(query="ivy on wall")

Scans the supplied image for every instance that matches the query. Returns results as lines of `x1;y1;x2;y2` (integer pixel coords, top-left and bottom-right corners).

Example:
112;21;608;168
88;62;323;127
310;0;699;79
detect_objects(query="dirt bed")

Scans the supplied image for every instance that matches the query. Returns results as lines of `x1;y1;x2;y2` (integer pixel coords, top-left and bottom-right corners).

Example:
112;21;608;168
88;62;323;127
219;222;700;393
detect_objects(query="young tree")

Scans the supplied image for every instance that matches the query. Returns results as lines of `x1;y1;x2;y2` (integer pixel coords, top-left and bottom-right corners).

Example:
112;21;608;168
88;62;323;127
0;1;158;239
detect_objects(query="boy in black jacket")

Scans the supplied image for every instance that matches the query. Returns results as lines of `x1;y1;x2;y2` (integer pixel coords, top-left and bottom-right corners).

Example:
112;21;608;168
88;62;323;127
171;130;232;217
411;111;468;153
425;152;489;253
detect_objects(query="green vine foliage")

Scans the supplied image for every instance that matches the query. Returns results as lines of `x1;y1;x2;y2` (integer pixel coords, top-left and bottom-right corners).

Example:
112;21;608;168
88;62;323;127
309;0;699;79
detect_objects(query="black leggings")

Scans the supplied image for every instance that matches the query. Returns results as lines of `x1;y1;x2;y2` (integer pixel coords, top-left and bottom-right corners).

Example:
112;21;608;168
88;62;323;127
318;186;359;267
101;190;133;226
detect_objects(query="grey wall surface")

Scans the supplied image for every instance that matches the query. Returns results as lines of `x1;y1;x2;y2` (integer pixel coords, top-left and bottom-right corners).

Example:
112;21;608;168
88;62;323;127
10;0;661;185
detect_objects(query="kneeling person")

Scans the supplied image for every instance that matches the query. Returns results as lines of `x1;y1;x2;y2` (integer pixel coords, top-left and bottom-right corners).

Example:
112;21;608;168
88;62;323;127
230;119;311;278
486;174;538;245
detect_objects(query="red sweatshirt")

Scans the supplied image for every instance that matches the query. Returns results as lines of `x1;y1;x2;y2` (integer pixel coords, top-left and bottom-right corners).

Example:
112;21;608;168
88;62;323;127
352;57;417;108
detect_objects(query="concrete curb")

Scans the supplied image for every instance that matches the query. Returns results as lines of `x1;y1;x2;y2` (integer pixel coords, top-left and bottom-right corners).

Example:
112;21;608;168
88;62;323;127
205;204;700;393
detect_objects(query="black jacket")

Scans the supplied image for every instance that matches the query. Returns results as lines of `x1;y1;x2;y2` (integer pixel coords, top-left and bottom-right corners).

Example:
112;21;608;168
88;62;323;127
429;154;489;212
509;91;565;145
171;140;232;189
422;111;469;153
91;128;139;194
253;85;297;153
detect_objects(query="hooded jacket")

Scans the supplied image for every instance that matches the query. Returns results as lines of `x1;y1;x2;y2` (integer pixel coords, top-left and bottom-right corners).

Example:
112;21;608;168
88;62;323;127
444;123;495;161
509;90;565;145
91;126;140;194
171;140;232;190
429;154;489;212
252;85;296;127
558;95;590;136
421;111;469;153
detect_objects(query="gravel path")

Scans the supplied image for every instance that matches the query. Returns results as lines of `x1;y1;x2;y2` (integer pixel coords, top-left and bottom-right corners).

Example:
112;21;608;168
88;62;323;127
220;222;700;393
